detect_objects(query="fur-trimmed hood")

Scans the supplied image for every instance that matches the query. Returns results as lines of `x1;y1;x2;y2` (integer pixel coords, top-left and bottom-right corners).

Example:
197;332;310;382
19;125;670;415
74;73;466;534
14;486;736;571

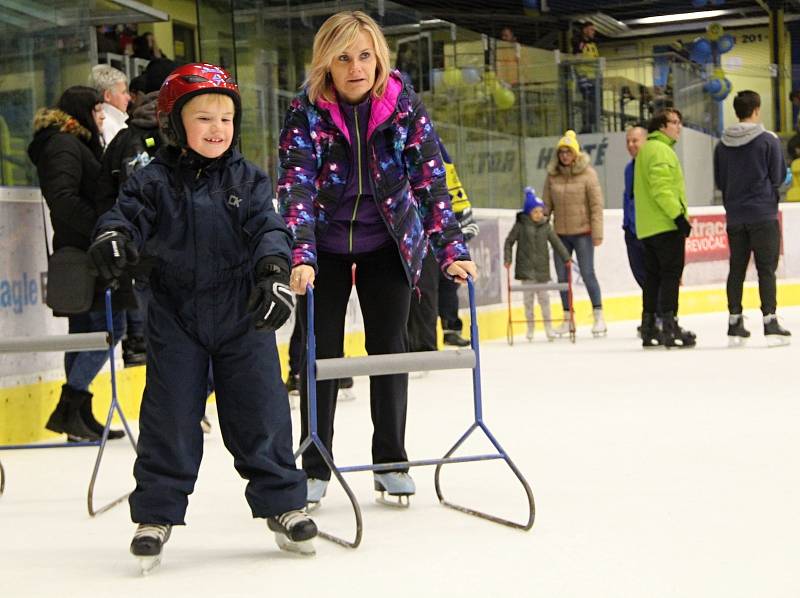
546;151;590;177
28;108;92;165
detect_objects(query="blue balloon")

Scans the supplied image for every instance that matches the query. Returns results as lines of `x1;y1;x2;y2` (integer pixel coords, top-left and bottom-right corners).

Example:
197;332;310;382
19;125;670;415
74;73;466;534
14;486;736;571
691;38;712;62
692;0;707;6
717;34;735;54
704;78;722;95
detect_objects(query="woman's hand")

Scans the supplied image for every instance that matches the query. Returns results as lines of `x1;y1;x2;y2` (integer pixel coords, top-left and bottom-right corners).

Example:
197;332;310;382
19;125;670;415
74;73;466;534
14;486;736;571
290;265;315;295
446;260;478;285
592;237;602;247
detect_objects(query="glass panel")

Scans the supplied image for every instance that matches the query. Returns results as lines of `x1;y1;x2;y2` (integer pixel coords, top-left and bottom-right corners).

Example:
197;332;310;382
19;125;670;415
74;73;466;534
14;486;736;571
0;2;96;186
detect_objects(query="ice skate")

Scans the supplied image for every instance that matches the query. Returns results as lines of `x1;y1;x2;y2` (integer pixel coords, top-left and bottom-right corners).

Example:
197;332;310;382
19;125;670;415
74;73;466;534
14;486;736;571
661;313;696;349
374;472;415;508
130;523;171;575
442;332;470;347
306;478;328;511
640;313;663;349
544;323;555;342
591;308;607;338
337;377;356;401
727;314;750;347
200;415;212;434
267;510;317;556
764;315;791;347
525;323;534;342
552;319;571;338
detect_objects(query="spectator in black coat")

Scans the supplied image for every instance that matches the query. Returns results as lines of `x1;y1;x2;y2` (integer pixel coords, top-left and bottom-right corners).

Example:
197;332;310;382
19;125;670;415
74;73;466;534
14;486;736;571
27;86;136;441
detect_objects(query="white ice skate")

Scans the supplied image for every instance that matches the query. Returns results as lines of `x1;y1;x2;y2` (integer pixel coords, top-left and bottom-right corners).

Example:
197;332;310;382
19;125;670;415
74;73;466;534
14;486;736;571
306;477;328;511
267;510;317;556
374;472;415;508
552;319;571;338
526;324;534;342
591;308;607;338
337;377;356;401
764;315;791;347
130;523;171;576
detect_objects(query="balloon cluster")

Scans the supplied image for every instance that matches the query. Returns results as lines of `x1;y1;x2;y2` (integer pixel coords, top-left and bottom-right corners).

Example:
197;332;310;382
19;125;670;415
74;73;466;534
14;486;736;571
689;21;735;102
434;66;516;110
691;0;725;6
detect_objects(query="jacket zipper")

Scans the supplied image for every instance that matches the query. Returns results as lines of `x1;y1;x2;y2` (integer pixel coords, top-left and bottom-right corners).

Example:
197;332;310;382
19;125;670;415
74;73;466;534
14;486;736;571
348;108;363;253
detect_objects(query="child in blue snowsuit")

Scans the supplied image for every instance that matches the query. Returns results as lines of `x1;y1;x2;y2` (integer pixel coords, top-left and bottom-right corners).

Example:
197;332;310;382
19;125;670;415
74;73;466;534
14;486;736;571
89;63;316;571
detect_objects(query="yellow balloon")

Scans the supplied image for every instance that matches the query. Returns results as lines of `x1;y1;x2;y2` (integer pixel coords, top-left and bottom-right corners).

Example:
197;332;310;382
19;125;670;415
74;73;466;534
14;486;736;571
493;85;515;110
442;67;463;88
707;23;723;41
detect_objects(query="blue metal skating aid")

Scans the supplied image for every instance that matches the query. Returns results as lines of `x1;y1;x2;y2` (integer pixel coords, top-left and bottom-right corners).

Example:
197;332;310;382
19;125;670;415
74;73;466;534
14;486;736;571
296;277;535;548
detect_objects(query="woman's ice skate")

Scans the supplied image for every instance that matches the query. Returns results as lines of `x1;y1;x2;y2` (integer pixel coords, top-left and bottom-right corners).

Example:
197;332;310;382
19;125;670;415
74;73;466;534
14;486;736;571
267;510;317;555
130;523;171;575
591;308;607;338
374;472;415;508
305;477;328;511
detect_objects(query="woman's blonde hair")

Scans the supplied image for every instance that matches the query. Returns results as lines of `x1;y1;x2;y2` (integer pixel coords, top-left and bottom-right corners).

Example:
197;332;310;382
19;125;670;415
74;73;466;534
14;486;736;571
305;11;391;104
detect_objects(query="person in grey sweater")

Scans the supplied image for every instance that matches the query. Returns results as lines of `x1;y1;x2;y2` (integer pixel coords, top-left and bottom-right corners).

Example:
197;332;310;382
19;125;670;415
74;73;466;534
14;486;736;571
504;188;570;340
713;90;791;346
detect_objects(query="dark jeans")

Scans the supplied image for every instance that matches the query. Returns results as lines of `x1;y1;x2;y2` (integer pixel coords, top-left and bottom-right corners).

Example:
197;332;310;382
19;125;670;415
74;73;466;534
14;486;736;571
298;246;412;480
407;251;438;352
65;309;126;391
554;233;602;311
726;219;781;315
641;230;685;315
438;269;462;333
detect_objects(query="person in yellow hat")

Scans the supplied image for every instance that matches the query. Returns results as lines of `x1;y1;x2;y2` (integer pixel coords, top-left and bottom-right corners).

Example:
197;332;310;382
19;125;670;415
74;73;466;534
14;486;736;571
542;130;606;337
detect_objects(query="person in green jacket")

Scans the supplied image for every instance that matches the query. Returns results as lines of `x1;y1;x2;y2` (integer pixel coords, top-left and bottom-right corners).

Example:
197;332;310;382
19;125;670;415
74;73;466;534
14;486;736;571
633;109;696;348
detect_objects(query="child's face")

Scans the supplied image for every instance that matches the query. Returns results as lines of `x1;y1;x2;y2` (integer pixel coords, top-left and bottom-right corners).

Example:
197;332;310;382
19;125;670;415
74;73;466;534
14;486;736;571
181;93;235;158
530;207;544;222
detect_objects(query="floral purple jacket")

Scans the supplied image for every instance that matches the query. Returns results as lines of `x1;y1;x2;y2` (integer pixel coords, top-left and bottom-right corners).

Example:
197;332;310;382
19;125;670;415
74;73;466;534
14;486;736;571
277;71;468;286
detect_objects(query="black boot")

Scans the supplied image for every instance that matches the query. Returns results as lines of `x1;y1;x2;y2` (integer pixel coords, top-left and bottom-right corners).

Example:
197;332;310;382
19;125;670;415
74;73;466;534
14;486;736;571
661;312;696;349
122;336;147;367
45;385;100;441
641;312;663;348
78;390;125;440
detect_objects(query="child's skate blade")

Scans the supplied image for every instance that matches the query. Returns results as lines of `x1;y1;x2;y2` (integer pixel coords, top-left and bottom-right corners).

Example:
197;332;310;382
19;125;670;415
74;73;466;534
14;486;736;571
274;532;316;555
136;554;162;575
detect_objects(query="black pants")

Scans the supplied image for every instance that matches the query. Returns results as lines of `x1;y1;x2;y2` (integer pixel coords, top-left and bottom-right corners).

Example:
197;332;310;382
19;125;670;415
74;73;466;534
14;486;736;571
407;251;439;352
438;270;463;333
641;230;685;315
298;246;412;480
726;219;781;315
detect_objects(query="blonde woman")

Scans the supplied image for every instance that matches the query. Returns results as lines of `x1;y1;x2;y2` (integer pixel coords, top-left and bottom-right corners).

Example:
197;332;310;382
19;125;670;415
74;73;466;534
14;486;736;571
542;129;606;336
278;11;476;507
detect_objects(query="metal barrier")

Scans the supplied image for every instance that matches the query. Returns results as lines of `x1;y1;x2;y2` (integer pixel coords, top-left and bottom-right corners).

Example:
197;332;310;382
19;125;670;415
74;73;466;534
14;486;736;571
506;261;575;344
0;289;137;515
297;278;535;548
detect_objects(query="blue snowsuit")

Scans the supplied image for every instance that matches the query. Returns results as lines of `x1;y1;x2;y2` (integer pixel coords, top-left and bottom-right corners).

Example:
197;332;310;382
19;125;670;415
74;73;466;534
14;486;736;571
97;146;306;524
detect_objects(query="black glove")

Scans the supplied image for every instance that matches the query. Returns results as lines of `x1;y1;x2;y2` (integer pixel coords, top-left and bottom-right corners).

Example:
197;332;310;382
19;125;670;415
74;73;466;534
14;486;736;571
246;258;293;332
456;207;480;242
674;215;692;238
88;230;139;281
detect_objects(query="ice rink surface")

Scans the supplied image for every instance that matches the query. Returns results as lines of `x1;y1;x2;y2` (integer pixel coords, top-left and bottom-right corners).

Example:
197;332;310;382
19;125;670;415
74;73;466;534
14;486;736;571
3;308;800;598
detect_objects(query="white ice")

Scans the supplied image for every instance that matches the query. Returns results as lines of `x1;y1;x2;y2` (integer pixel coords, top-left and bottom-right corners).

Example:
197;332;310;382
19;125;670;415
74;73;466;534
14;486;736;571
3;308;800;597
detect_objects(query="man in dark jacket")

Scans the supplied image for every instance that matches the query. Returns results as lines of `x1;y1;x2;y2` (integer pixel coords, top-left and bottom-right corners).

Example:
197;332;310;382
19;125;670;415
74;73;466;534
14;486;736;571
714;90;791;346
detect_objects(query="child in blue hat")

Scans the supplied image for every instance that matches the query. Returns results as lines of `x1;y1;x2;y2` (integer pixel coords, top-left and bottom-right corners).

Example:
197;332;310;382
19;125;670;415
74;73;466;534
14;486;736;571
504;187;570;340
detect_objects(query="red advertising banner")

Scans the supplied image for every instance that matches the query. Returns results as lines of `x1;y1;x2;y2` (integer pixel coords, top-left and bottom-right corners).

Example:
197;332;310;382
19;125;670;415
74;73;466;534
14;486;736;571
685;212;783;264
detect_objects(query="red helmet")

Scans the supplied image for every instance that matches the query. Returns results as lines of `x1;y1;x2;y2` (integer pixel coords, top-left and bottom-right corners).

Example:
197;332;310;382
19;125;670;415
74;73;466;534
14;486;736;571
157;63;241;148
